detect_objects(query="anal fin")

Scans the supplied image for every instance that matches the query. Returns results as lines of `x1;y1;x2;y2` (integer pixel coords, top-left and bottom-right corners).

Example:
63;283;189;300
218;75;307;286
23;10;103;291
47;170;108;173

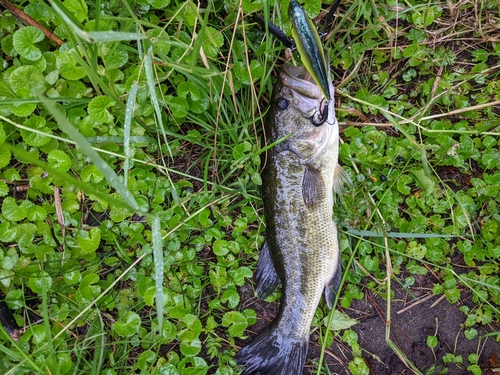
324;260;342;309
255;241;281;299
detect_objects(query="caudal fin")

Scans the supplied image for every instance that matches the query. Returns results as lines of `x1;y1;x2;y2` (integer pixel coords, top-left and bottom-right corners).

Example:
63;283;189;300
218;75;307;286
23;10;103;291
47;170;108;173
235;325;308;375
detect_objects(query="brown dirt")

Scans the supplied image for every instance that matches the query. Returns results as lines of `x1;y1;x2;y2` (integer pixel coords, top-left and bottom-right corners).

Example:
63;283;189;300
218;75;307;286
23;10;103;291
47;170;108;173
323;283;500;375
237;276;500;375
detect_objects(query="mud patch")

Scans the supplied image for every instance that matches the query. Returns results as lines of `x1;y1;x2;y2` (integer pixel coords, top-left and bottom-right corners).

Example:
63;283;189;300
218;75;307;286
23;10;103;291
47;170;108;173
236;277;500;375
310;281;500;375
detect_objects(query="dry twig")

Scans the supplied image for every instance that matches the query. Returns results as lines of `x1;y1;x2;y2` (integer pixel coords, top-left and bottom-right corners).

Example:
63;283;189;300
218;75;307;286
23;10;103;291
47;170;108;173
0;0;64;46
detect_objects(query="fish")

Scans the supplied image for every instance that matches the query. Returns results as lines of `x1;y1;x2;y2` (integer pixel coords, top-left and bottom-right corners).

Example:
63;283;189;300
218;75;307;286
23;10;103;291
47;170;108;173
289;0;331;101
234;65;351;375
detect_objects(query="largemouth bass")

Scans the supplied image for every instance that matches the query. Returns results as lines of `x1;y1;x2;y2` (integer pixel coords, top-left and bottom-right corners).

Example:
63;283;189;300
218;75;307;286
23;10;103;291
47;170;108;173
235;65;350;375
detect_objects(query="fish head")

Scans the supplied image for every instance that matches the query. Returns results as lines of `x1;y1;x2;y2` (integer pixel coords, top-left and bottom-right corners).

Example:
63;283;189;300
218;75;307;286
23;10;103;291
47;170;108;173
267;65;336;164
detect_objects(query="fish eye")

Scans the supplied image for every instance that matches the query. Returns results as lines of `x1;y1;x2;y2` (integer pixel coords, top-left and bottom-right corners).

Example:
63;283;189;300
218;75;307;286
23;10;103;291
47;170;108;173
277;97;288;110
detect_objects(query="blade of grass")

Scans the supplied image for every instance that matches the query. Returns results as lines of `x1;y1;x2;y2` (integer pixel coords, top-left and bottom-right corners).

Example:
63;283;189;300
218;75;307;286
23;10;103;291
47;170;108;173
0;328;42;372
40;272;58;375
152;216;164;332
4;143;134;211
347;230;460;238
37;94;142;213
50;0;146;43
143;45;180;204
124;80;139;188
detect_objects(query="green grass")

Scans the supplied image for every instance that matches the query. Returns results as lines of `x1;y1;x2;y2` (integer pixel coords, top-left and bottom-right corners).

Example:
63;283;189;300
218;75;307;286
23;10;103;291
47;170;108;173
0;0;499;374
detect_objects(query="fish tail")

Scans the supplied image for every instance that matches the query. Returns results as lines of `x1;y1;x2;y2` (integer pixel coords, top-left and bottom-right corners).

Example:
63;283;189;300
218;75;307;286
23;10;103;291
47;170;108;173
235;325;308;375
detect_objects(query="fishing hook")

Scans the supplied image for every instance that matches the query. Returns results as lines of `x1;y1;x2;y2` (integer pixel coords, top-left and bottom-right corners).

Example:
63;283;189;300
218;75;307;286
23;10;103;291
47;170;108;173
309;98;330;127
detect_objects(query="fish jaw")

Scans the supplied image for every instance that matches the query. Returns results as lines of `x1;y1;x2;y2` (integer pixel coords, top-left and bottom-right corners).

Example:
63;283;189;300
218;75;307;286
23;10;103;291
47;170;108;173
270;65;338;167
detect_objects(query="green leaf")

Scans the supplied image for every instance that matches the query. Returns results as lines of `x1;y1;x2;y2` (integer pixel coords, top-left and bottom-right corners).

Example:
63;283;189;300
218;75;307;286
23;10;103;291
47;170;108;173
232;266;252;286
221;289;240;308
0;222;17;242
0;123;6;145
63;270;82;286
27;205;47;221
167;96;189;118
12;26;45;61
150;0;171;9
147;29;171;54
201;27;224;57
1;249;18;270
179;339;201;357
20;116;52;147
2;197;28;222
177;81;200;101
325;310;359;331
76;228;101;254
0;146;11;169
28;271;53;293
426;335;438;349
47;150;72;173
178;314;202;341
88;96;115;123
444;288;460;304
464;328;478;340
1;35;15;57
57;352;73;375
157;364;179;375
63;0;88;23
56;51;87;80
303;0;322;18
9;65;46;97
103;48;129;70
213;239;229;256
81;164;104;183
222;311;248;338
114;312;141;337
10;102;37;117
24;2;54;25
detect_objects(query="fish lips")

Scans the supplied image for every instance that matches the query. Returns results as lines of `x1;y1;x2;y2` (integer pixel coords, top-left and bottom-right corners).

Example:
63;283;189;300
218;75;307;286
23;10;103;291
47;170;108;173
280;65;335;126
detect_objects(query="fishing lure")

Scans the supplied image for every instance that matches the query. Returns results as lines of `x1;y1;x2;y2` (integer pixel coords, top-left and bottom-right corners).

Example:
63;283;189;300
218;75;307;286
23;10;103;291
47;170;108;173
288;0;331;101
253;0;342;102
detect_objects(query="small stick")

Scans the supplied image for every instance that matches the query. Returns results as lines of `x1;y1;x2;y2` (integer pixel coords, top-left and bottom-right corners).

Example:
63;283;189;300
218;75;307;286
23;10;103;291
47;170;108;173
0;0;64;46
429;294;446;308
396;293;435;314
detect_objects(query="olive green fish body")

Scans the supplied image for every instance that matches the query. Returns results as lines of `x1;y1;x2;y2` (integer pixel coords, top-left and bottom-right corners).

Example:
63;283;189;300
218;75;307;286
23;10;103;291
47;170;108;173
289;0;331;101
235;65;348;375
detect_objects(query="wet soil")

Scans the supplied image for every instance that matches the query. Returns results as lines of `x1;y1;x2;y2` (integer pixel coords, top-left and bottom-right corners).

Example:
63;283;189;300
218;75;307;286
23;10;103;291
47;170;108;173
320;283;500;375
238;278;500;375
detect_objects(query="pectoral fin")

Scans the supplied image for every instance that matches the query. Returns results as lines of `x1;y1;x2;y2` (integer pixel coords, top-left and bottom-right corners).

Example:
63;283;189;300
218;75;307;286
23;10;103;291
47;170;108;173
255;241;281;299
302;166;324;208
333;165;352;195
324;261;342;309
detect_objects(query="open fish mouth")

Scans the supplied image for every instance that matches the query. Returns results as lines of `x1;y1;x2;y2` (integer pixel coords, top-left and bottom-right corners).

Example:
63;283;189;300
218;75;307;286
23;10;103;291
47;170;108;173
280;65;333;126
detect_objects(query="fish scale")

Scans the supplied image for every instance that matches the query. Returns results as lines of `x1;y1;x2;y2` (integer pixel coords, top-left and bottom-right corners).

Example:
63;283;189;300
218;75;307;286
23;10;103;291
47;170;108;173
235;65;349;375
